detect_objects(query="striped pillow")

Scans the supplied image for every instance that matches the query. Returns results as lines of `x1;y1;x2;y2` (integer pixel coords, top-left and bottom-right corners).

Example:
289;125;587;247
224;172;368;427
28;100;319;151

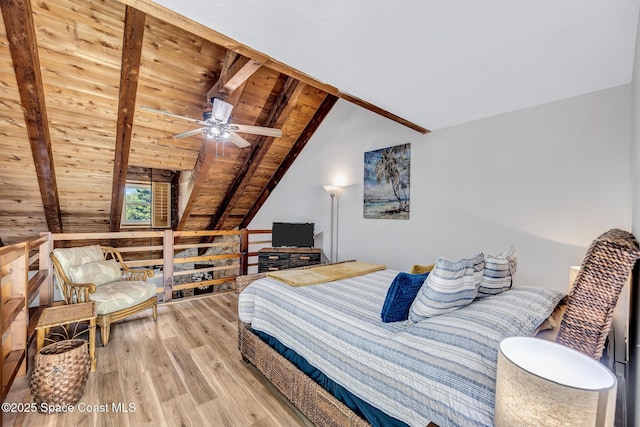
478;245;517;297
408;252;484;322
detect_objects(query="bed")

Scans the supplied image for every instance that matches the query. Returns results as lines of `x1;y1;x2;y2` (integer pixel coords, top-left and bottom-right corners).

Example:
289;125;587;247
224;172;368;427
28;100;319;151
237;263;564;427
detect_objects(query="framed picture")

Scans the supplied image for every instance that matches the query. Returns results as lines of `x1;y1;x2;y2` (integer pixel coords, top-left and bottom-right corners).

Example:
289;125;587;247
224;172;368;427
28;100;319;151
363;143;410;219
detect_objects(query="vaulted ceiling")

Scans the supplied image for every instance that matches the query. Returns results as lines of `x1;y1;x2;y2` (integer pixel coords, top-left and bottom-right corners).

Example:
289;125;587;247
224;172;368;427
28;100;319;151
0;0;426;244
6;1;635;245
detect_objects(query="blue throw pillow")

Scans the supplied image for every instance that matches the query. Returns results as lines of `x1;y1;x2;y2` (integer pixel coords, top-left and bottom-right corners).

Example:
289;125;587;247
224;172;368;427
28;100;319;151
381;272;429;323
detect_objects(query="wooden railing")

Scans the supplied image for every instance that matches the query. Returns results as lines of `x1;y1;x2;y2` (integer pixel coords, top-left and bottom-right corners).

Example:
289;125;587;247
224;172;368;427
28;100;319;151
45;229;272;303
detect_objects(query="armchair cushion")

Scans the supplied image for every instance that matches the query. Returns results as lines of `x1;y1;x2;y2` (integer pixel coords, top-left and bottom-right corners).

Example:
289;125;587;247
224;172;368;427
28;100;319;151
90;281;157;315
52;245;104;278
68;259;122;286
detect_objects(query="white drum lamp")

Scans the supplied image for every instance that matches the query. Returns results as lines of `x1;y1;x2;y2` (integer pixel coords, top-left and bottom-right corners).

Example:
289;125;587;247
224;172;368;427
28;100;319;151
495;336;617;427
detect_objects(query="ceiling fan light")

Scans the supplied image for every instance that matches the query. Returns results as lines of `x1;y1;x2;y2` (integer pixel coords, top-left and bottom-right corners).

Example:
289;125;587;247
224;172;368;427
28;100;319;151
220;129;232;141
202;127;217;140
212;97;233;124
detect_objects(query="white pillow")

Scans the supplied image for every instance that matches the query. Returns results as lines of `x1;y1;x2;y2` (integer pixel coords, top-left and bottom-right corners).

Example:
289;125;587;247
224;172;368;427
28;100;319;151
408;252;484;322
478;245;517;297
68;259;122;286
52;245;104;278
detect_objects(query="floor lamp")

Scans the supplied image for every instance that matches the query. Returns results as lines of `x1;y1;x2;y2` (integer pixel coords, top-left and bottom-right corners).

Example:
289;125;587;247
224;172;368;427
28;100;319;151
323;185;343;263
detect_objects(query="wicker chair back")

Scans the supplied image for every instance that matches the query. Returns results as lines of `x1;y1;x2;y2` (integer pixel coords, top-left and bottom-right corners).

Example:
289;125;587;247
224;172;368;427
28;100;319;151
557;228;640;359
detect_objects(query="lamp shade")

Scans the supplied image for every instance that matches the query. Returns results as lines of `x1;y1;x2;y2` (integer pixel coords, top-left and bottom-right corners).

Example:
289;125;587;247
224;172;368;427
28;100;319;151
323;185;343;197
495;336;617;427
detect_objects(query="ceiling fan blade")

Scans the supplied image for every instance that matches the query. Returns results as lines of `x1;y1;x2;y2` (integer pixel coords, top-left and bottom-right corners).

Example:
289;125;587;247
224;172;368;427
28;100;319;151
140;106;207;125
173;128;205;139
232;124;282;138
230;132;251;148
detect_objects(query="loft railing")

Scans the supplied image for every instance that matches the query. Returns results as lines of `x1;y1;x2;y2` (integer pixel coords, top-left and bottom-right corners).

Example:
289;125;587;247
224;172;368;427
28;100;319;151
43;229;272;303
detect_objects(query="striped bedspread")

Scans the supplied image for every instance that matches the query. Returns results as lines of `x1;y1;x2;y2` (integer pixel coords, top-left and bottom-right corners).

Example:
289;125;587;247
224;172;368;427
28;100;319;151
238;269;564;427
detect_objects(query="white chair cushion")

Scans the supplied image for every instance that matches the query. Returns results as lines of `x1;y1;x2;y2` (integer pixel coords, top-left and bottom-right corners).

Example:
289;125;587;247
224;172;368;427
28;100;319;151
68;259;122;286
53;245;104;278
89;280;157;315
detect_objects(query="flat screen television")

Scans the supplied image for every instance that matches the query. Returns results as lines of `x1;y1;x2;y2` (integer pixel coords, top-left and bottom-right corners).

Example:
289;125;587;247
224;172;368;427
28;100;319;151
272;222;314;248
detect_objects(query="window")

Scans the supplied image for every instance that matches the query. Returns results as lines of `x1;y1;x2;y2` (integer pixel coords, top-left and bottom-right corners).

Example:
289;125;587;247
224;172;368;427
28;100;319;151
122;183;151;226
121;182;171;228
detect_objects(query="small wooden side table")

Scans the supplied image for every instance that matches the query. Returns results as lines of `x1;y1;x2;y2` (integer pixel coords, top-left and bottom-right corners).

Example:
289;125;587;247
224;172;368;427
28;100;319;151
35;302;97;372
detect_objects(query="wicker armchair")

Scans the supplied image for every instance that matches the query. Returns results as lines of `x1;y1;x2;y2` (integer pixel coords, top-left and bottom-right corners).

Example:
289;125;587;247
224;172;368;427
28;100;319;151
50;245;158;346
556;229;640;359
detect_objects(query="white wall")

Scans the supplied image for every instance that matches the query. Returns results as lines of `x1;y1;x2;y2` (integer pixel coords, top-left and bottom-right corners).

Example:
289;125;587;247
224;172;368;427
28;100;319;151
251;87;631;294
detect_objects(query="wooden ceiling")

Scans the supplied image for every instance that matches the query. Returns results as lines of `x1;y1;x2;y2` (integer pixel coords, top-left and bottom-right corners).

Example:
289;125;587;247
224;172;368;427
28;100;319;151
0;0;426;245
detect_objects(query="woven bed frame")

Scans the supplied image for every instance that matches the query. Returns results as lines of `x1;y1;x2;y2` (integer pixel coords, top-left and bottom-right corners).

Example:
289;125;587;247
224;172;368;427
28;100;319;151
236;229;640;426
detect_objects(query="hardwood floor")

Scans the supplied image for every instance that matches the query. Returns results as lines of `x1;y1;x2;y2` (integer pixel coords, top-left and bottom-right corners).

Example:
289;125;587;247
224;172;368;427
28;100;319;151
3;294;314;427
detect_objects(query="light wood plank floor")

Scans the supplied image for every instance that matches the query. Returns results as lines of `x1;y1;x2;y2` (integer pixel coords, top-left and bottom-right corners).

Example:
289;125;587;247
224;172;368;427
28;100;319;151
3;294;314;427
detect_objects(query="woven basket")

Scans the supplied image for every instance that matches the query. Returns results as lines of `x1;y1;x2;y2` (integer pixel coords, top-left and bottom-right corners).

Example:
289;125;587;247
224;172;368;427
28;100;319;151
30;339;90;409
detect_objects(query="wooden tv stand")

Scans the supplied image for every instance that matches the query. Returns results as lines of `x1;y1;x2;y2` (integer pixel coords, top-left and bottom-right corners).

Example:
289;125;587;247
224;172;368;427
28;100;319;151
257;247;321;273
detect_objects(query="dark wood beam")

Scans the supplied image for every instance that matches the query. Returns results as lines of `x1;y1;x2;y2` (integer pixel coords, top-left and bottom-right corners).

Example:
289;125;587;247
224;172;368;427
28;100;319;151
204;76;303;234
109;6;146;232
1;0;63;233
239;93;338;229
338;92;429;134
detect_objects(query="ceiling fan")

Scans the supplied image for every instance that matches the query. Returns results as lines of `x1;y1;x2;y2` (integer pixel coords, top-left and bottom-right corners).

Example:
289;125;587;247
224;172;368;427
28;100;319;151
141;98;282;148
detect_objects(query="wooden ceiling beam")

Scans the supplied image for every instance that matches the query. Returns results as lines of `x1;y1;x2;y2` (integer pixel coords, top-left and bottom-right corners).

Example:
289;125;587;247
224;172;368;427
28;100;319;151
1;0;63;233
175;142;217;230
239;93;339;229
206;51;262;102
109;6;146;232
204;76;304;236
117;0;429;134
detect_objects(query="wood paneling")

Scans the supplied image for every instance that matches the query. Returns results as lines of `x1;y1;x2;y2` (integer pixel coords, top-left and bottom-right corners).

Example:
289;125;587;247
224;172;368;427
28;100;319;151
33;0;125;236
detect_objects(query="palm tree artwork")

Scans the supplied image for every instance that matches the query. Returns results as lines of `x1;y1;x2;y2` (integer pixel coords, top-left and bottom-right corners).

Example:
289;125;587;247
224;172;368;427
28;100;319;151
364;143;410;219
